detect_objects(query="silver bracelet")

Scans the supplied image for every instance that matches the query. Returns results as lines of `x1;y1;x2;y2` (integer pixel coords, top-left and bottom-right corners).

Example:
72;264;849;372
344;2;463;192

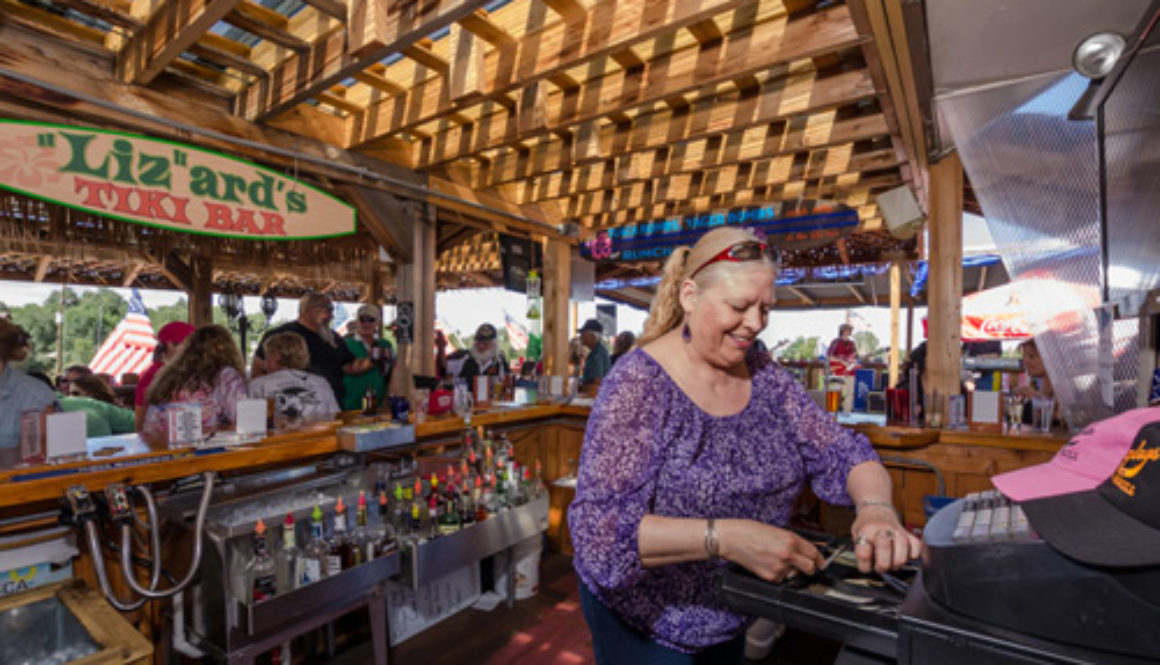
704;518;720;559
856;499;897;514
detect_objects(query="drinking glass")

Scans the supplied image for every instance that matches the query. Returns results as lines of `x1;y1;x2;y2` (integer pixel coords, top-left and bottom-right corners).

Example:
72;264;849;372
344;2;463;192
412;389;430;423
1031;396;1055;433
1005;394;1024;433
452;379;473;419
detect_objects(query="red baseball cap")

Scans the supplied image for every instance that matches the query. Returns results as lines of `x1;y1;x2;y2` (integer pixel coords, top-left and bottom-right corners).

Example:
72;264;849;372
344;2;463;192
157;321;195;345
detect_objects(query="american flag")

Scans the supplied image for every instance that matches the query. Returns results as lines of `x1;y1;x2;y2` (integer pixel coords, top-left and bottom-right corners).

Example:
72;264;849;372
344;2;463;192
503;311;529;349
88;289;157;383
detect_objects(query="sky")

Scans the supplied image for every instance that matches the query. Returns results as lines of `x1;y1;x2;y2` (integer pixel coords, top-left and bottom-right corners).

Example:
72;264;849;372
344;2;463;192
0;214;994;351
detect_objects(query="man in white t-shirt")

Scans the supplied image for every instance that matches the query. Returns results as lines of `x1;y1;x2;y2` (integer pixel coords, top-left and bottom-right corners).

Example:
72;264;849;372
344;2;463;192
249;332;340;427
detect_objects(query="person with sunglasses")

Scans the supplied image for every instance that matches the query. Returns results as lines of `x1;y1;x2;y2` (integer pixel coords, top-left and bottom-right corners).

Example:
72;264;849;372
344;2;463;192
569;227;918;664
251;292;372;405
340;304;395;412
0;319;57;457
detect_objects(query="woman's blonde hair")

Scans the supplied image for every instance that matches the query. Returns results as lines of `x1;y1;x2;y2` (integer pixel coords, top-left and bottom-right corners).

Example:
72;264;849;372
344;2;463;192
637;226;775;346
263;332;310;370
147;325;244;404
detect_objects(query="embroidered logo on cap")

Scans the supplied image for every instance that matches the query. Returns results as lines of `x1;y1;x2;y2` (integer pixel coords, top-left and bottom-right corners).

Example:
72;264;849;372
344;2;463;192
1112;436;1160;497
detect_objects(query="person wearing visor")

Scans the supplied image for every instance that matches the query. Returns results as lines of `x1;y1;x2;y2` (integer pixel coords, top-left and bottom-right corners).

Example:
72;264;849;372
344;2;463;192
252;292;371;404
570;227;917;664
341;304;395;412
446;323;508;383
0;319;57;455
577;319;611;396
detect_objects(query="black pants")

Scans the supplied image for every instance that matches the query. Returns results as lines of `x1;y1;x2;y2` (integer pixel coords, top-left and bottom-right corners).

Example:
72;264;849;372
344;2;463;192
578;583;746;665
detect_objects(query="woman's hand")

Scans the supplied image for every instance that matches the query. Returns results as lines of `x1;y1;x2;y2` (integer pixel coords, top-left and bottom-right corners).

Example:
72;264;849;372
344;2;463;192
718;519;825;583
850;505;921;574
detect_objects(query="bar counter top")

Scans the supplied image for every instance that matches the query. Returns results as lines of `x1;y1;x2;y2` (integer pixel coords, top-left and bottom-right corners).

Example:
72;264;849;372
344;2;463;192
0;402;1068;510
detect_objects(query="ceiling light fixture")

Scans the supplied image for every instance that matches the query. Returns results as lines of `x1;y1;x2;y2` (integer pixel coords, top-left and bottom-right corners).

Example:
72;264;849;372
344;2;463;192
1072;32;1127;79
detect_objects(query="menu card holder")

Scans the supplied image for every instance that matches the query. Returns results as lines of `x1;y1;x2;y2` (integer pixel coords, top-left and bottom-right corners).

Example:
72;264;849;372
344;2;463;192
969;390;1003;433
167;403;203;446
46;412;87;461
19;409;47;464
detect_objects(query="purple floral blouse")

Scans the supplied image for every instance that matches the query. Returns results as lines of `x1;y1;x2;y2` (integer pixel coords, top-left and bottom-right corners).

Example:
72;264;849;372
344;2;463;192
569;348;877;652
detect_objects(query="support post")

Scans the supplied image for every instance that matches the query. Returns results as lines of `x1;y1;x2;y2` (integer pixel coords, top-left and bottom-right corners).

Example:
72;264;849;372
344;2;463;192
189;256;213;327
542;239;571;377
926;153;964;416
889;261;901;388
395;202;436;387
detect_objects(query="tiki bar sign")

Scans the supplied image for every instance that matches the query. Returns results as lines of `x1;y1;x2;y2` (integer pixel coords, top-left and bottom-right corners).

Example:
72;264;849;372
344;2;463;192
0;120;355;240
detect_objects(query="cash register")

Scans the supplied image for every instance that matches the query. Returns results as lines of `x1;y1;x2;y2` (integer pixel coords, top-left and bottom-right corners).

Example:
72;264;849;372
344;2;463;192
918;493;1160;660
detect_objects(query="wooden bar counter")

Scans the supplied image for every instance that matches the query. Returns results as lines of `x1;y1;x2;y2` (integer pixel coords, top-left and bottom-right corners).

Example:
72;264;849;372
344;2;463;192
0;404;1070;531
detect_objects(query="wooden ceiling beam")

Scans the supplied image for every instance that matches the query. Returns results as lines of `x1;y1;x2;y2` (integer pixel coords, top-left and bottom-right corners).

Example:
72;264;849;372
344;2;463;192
469;67;878;189
527;144;898;206
122;261;146;287
402;38;450;74
566;173;903;228
34;255;52;282
116;0;241;85
457;8;515;47
786;286;815;306
0;0;108;47
237;0;487;121
411;4;864;168
49;0;144;32
299;0;348;22
225;1;309;51
186;44;266;80
352;0;758;145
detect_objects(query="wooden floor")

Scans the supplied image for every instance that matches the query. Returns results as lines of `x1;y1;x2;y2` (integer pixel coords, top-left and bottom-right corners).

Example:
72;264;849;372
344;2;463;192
327;553;841;665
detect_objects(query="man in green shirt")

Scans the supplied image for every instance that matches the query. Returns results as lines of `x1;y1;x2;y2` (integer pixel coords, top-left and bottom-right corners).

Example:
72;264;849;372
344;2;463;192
341;304;395;411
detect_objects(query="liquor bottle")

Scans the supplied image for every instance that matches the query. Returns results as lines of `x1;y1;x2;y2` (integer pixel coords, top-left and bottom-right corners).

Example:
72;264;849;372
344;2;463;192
474;475;488;522
459;480;476;527
427;493;441;540
347;490;370;567
326;497;348;577
438;486;460;535
375;490;397;556
300;506;327;585
393;482;407;538
245;519;276;605
276;512;301;594
362;386;377;416
409;502;423;538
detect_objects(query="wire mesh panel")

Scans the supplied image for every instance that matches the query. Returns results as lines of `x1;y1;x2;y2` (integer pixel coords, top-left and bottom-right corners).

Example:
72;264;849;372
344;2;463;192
938;72;1115;428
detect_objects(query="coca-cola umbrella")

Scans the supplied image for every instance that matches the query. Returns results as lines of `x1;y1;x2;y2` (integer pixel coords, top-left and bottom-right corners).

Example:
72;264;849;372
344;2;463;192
922;283;1032;341
960;283;1032;341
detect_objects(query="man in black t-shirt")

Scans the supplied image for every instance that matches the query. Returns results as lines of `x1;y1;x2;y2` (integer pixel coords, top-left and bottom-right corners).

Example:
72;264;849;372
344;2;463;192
251;293;371;403
445;323;508;384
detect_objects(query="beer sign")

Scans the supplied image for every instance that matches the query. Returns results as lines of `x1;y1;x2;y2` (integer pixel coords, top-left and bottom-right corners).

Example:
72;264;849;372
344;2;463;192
0;120;356;240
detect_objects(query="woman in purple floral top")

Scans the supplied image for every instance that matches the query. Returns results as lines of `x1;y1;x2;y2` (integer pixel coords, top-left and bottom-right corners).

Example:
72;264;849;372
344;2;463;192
569;227;921;663
142;325;246;441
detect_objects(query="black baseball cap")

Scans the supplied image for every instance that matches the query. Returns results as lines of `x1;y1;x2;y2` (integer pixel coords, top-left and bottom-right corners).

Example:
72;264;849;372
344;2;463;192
1022;421;1160;567
577;319;603;335
474;323;497;342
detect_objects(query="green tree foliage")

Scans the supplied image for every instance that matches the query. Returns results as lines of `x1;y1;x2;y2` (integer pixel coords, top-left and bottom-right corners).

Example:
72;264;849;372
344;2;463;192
781;336;821;361
853;330;882;358
0;290;273;376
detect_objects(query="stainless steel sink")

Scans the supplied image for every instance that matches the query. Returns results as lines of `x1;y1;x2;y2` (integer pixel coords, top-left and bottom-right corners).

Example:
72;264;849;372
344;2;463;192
0;595;100;665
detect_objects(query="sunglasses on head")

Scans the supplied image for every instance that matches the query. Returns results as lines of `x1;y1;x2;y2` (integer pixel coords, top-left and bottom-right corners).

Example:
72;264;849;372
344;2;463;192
358;316;379;324
690;241;780;278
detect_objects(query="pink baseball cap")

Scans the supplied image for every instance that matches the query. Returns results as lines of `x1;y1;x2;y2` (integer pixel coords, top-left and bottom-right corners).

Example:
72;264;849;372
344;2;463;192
992;407;1160;502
